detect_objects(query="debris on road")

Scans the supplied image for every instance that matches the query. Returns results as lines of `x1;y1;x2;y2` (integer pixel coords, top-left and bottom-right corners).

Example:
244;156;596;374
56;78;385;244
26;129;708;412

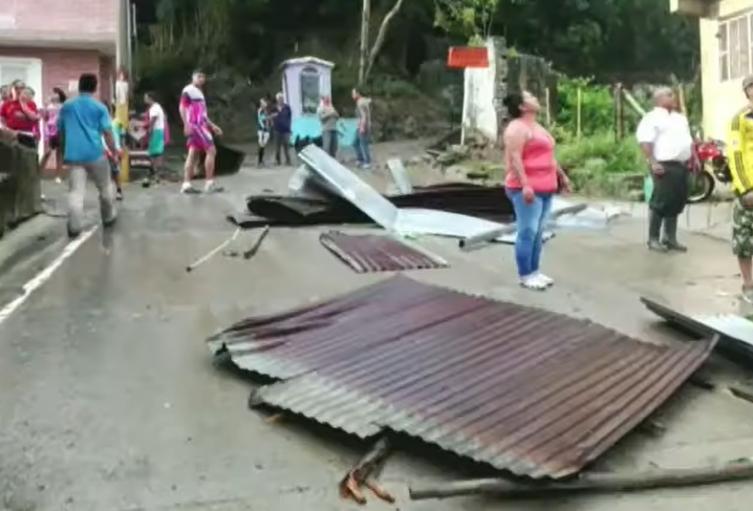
408;458;753;500
387;158;414;195
642;297;753;364
340;436;395;505
243;225;270;260
320;231;448;273
297;145;510;239
459;203;587;251
186;228;241;273
209;276;716;479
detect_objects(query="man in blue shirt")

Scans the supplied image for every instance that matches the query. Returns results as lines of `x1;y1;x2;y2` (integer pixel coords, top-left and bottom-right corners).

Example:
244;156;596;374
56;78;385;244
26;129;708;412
58;73;119;238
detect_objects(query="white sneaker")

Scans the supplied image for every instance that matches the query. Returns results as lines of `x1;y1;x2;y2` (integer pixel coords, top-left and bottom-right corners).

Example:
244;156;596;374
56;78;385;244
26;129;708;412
55;177;62;184
180;181;201;194
520;274;548;291
534;272;554;287
204;180;224;193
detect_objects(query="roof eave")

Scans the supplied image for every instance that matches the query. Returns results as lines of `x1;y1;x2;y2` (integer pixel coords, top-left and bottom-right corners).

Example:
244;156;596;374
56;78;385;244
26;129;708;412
669;0;714;18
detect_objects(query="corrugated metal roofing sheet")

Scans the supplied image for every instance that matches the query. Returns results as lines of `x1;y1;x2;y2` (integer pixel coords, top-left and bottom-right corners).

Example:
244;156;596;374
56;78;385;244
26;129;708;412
642;297;753;362
209;278;715;479
319;231;448;273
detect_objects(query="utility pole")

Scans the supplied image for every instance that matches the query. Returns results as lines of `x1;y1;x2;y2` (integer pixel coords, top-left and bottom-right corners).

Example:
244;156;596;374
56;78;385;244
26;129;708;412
359;0;371;86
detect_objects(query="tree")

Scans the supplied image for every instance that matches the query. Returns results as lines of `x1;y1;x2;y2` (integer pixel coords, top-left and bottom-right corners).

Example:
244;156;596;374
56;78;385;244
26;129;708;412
434;0;499;44
359;0;407;85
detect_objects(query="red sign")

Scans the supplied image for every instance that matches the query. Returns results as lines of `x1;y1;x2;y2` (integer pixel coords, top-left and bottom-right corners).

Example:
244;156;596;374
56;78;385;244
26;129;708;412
447;47;489;69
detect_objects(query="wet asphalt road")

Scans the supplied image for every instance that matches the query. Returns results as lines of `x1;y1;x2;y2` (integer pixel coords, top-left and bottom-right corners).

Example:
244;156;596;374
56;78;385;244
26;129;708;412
2;165;753;511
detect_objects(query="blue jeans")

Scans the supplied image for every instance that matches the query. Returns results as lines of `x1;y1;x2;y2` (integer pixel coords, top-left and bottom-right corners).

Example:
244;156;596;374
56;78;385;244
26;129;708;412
506;188;553;278
354;133;372;165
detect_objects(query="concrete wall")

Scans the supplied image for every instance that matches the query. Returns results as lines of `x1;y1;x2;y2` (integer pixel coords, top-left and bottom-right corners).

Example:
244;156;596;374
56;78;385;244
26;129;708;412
462;39;499;142
461;37;556;144
0;138;41;237
0;0;116;50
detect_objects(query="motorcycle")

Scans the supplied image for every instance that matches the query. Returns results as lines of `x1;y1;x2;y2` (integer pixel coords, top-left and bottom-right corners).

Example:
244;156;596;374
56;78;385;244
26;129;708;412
687;138;732;203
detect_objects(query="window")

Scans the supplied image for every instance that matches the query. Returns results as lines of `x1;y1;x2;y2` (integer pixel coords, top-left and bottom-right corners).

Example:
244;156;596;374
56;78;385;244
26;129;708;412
300;66;320;114
720;11;753;82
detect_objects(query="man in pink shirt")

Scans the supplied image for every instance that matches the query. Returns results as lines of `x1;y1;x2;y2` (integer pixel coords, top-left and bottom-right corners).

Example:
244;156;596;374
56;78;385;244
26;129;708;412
179;70;224;194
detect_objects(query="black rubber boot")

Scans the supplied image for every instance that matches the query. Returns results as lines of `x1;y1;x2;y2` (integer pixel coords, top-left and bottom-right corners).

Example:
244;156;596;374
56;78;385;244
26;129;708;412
663;216;687;252
648;210;667;252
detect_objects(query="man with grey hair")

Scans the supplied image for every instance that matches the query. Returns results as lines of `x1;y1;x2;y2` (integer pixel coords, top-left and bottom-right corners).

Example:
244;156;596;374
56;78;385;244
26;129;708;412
636;86;694;252
272;92;292;166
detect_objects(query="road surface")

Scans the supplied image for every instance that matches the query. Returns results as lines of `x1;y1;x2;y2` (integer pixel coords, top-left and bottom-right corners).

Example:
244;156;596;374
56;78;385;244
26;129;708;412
1;163;753;511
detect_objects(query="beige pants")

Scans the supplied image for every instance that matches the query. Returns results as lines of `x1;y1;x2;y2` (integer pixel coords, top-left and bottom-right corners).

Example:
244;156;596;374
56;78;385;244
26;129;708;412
67;158;116;235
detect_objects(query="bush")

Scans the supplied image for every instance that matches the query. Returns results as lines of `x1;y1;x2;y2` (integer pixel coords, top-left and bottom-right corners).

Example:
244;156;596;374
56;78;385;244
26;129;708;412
555;77;643;137
557;131;643;173
556;131;645;196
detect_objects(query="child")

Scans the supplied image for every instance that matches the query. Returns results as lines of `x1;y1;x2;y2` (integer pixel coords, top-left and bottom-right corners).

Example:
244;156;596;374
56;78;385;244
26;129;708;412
257;97;271;167
106;103;124;200
144;91;167;185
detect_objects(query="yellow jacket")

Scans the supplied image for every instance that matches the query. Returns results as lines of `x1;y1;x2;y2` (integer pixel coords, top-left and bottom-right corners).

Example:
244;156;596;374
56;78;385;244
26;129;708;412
728;106;753;196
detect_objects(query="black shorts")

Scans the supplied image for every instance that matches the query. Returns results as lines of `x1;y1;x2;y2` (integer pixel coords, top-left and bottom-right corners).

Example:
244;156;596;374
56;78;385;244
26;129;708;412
48;135;60;150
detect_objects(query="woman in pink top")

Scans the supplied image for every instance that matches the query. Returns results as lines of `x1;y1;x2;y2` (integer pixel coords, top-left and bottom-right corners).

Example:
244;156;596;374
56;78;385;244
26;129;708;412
504;91;571;290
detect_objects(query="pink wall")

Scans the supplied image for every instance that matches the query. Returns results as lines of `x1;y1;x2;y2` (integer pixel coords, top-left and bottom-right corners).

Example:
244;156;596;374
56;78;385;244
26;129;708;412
0;47;114;102
1;0;116;39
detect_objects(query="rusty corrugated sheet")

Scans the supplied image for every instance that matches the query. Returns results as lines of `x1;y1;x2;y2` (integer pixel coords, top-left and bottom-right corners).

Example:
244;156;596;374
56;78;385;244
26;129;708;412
319;231;448;273
209;277;715;479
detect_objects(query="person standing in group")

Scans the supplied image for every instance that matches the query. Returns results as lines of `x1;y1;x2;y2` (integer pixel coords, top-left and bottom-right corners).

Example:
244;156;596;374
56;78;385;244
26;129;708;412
104;103;124;201
727;76;753;303
145;91;167;185
179;70;224;194
40;87;67;183
503;91;571;291
318;96;339;158
636;87;694;253
257;97;271;167
352;88;372;170
0;84;9;113
273;92;292;166
0;85;10;137
58;73;119;238
0;80;40;149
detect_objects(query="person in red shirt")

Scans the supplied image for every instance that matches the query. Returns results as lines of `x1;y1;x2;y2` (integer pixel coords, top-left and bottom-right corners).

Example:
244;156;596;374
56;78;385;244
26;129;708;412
0;80;40;149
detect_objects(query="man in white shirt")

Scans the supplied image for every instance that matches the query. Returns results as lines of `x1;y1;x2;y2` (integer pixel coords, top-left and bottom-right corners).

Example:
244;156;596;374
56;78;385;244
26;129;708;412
636;87;694;253
145;91;166;185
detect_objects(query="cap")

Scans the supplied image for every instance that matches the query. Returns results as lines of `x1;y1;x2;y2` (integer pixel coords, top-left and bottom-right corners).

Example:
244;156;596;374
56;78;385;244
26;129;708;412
743;76;753;90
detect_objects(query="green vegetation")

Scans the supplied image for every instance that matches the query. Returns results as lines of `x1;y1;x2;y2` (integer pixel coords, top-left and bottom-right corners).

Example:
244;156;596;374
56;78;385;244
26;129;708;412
553;77;646;194
556;132;645;196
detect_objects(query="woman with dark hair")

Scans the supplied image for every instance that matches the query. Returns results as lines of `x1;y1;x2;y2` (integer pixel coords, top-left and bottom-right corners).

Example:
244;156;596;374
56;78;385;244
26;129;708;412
41;87;67;181
503;91;571;291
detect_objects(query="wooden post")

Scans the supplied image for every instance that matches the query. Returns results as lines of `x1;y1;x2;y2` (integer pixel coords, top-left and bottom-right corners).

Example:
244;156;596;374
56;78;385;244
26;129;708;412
409;459;753;501
614;83;624;140
576;88;582;139
545;87;551;125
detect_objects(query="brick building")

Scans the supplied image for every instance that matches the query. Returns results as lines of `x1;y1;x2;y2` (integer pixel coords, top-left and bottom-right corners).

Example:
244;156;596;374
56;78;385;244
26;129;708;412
0;0;131;104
